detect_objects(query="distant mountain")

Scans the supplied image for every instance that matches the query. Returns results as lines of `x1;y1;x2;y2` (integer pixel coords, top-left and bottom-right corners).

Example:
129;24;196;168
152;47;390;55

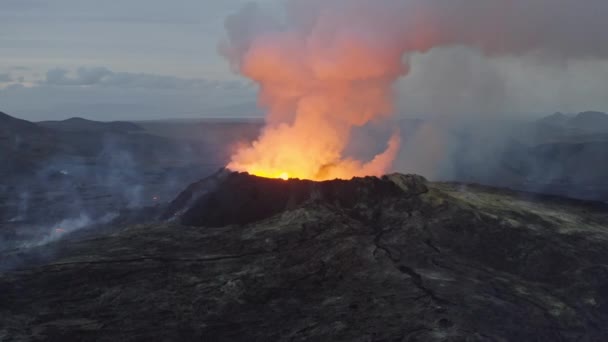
38;117;144;133
538;112;570;126
0;112;189;182
0;112;58;179
538;111;608;133
0;111;47;135
569;111;608;131
0;112;49;154
0;111;213;228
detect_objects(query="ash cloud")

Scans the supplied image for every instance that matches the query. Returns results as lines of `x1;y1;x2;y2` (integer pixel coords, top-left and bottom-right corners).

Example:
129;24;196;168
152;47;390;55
0;134;197;256
416;0;608;60
227;0;608;66
222;0;608;183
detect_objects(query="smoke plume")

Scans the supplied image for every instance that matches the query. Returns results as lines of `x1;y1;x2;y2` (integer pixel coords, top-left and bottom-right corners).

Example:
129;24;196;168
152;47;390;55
222;0;608;180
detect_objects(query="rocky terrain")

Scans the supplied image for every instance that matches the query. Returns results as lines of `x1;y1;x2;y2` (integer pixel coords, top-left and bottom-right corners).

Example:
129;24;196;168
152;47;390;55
0;111;223;249
2;171;608;341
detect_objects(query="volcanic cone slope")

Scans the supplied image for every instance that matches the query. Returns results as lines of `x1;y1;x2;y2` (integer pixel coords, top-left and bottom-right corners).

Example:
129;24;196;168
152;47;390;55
2;171;608;341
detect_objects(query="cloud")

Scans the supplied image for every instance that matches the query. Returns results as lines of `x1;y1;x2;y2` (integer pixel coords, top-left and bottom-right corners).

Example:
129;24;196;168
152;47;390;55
0;73;13;82
45;67;112;86
44;66;248;90
394;47;608;118
71;67;112;85
0;66;257;121
0;0;47;11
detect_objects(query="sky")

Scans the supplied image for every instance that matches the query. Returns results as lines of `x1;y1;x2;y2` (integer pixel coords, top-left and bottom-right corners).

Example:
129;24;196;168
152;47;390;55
1;0;608;121
0;0;262;120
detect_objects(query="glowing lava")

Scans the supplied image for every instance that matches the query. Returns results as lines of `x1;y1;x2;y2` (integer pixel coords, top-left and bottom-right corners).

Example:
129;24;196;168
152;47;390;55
228;131;401;181
223;3;407;181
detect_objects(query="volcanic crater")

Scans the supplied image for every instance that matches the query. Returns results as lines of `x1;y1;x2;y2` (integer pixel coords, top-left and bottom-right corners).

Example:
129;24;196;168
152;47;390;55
163;169;429;227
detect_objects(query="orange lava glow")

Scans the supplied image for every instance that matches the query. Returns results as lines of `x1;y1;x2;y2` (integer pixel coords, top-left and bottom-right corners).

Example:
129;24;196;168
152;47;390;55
229;131;401;181
224;6;408;181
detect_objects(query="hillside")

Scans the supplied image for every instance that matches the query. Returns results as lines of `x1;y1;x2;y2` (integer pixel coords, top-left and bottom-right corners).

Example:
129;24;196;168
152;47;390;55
38;117;144;133
0;112;215;228
537;111;608;134
2;171;607;341
0;111;47;135
0;111;59;179
570;111;608;132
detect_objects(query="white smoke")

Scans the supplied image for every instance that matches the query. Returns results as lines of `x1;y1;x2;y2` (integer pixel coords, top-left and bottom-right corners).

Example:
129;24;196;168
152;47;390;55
222;0;608;180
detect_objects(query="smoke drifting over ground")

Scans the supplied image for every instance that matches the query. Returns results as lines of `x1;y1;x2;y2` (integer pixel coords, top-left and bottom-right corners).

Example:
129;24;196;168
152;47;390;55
222;0;608;180
0;126;209;257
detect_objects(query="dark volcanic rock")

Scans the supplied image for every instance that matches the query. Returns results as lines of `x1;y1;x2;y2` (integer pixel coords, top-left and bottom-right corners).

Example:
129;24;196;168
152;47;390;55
164;170;428;227
2;173;608;341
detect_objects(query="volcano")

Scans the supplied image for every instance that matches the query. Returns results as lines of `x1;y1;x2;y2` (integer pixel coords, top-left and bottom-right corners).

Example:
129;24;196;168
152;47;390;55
163;169;428;227
2;171;608;341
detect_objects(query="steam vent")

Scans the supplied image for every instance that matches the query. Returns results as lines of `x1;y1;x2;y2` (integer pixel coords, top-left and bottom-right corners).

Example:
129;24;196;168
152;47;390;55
3;169;608;341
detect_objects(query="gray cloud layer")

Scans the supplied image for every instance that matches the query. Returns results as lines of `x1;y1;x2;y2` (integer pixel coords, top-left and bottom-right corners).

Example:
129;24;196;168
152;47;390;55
393;0;608;59
0;73;13;82
0;66;257;121
226;0;608;63
43;67;248;90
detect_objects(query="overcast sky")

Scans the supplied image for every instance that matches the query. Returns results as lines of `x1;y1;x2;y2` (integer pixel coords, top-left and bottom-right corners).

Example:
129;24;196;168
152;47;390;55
1;0;607;121
0;0;262;120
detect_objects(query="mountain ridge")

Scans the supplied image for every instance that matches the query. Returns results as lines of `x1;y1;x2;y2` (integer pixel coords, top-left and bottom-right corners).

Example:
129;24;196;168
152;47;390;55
539;111;608;132
38;116;144;133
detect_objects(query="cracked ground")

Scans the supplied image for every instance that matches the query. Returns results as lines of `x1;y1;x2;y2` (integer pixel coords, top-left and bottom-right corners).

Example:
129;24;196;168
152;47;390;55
1;172;608;341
